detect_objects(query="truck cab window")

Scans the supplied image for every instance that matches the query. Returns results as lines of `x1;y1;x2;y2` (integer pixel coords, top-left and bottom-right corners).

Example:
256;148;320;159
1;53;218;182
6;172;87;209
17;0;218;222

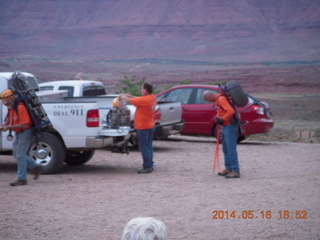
40;86;54;91
59;86;74;97
83;86;106;96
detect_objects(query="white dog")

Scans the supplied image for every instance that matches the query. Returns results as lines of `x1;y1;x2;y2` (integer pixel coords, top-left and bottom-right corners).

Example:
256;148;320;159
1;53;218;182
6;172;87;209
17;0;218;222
121;217;168;240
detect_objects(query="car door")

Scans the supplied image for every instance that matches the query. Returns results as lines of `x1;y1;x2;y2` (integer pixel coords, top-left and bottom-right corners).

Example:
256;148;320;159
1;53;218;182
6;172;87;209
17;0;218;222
157;87;194;132
182;87;218;135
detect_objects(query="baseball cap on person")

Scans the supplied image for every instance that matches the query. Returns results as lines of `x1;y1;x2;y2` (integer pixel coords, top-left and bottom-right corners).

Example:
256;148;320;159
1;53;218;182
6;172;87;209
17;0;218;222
0;89;15;102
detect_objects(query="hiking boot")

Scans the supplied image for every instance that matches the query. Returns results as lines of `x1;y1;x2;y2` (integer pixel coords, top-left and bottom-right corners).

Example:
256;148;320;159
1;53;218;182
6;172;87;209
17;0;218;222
10;179;28;186
137;168;153;174
225;172;241;179
217;169;231;176
33;165;43;180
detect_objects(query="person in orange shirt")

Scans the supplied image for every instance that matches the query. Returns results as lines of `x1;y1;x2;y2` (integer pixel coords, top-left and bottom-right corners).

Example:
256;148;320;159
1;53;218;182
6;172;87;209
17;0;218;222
0;89;42;186
203;91;241;178
120;83;157;174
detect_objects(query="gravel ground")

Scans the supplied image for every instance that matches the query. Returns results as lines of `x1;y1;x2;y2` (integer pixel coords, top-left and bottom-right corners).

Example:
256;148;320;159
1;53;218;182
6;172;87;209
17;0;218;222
0;137;319;240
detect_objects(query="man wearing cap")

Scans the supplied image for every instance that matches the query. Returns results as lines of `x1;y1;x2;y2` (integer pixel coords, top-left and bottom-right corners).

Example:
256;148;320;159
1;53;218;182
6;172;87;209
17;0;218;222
0;89;42;186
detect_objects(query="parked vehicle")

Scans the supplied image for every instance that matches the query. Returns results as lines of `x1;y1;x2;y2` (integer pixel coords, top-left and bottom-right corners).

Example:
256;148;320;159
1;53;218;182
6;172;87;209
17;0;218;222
39;80;184;140
127;101;184;142
0;73;131;174
156;84;274;141
39;80;106;97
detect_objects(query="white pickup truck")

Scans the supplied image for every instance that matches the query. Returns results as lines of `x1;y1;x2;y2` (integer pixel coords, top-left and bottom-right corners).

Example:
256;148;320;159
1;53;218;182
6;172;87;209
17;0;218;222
0;73;131;174
39;80;107;97
39;80;185;141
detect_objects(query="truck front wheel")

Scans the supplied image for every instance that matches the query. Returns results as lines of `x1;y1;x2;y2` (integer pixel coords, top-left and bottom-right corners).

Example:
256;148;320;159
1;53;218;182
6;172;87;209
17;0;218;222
65;150;95;166
29;132;66;174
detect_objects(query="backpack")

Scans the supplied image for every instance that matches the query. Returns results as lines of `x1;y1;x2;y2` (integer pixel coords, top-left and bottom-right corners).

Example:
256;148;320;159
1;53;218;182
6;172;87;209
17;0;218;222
219;80;248;108
218;80;249;134
8;71;52;132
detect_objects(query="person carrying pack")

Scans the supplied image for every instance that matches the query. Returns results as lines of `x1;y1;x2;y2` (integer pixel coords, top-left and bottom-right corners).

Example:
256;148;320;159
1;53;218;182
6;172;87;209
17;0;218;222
0;86;43;186
202;80;248;179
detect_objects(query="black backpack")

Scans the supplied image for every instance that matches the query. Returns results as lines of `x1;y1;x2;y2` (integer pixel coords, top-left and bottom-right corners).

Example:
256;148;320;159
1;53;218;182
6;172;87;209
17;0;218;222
218;80;249;134
219;80;248;108
8;71;52;132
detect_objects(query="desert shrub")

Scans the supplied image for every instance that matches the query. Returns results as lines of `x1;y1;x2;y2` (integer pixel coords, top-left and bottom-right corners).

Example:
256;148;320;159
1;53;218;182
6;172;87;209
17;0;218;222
179;78;192;85
115;75;160;96
314;129;320;138
115;75;146;96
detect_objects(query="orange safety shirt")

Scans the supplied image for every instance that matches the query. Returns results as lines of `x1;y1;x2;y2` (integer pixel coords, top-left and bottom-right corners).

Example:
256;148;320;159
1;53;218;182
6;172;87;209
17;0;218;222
216;94;235;126
8;102;32;132
131;94;157;130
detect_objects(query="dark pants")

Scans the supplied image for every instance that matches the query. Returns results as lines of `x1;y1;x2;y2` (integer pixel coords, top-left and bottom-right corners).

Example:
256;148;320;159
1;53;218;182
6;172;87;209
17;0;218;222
136;127;155;170
222;124;240;173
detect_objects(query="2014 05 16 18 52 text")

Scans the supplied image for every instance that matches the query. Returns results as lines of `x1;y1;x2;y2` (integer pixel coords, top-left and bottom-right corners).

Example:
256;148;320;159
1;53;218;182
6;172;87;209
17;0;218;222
211;210;308;220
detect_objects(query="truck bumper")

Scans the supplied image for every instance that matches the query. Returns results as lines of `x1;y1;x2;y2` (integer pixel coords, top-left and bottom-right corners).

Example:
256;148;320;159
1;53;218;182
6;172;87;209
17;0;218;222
154;120;185;139
86;134;131;149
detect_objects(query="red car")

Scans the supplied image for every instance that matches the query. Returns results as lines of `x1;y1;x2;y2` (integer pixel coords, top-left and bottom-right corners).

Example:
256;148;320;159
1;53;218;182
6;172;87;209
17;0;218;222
156;85;274;141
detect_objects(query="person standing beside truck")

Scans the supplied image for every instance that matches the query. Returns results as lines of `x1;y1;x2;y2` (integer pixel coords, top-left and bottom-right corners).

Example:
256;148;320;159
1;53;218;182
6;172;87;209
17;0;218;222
120;83;157;174
0;89;42;186
203;91;241;178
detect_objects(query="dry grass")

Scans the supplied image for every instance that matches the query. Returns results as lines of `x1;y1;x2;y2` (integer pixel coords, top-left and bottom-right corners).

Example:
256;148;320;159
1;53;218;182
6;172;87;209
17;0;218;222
246;93;320;143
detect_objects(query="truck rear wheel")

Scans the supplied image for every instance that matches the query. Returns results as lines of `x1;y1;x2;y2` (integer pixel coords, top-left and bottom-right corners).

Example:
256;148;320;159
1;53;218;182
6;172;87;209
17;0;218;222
65;150;95;165
29;132;66;174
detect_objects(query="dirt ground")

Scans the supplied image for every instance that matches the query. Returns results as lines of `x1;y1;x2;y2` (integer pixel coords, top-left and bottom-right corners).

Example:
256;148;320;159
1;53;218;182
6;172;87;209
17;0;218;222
0;137;319;240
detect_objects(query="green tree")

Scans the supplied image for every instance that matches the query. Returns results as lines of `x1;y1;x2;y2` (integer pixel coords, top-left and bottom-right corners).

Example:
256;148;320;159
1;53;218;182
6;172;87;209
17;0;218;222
115;75;146;96
115;75;160;95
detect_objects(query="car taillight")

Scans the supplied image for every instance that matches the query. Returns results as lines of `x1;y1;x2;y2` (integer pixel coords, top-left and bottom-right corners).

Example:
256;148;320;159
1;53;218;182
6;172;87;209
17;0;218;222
154;108;161;124
253;106;264;115
87;109;100;127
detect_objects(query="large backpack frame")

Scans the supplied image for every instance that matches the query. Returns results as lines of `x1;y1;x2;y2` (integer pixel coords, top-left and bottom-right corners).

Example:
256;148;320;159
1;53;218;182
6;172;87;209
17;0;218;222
218;80;249;135
8;71;52;133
